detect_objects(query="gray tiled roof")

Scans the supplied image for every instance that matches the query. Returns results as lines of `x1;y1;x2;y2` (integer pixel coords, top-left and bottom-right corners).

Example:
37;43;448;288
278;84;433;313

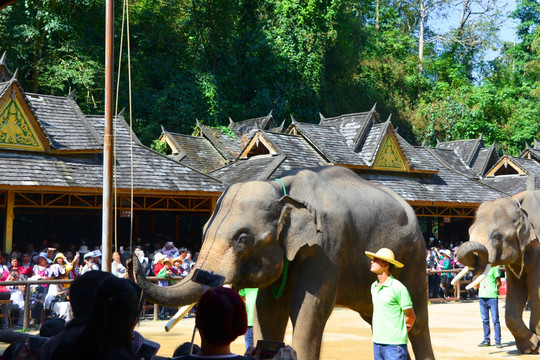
436;138;480;165
167;132;228;172
480;156;540;194
228;113;276;136
319;111;374;147
357;122;385;164
198;124;242;161
0;109;224;192
529;148;540;160
289;122;366;166
0;80;10;96
471;146;498;176
210;131;329;184
360;147;507;204
395;133;434;172
85;115;224;192
426;148;475;177
25;93;102;151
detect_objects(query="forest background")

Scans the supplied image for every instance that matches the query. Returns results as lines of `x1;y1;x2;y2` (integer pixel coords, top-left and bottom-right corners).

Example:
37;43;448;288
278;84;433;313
0;0;538;155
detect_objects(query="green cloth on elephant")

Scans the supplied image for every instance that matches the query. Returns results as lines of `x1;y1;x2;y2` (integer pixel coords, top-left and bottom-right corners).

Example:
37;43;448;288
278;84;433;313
371;275;413;345
238;288;258;327
478;266;501;298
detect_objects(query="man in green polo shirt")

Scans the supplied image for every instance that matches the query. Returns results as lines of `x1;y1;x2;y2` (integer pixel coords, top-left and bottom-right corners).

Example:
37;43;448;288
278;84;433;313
238;288;258;350
366;248;416;360
475;266;502;348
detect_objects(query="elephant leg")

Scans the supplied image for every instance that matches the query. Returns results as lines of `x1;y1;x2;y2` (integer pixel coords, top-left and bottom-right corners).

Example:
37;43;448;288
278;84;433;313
396;263;435;360
254;286;290;344
506;272;538;354
528;270;540;345
288;266;338;360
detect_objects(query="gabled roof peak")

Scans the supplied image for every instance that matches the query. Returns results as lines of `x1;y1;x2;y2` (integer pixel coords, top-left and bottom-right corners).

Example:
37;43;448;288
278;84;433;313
68;89;76;99
11;68;18;80
290;115;297;124
0;51;6;65
319;112;325;124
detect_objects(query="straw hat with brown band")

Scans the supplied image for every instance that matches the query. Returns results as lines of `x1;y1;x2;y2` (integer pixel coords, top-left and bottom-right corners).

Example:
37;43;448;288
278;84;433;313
365;248;404;268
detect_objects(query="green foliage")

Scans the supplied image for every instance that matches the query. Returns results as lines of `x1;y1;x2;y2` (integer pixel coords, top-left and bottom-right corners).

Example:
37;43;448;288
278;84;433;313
0;0;537;156
150;139;168;155
215;126;237;140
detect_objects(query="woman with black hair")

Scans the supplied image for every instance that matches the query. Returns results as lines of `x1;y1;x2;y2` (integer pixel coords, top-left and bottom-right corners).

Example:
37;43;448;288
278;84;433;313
173;286;254;360
51;276;145;360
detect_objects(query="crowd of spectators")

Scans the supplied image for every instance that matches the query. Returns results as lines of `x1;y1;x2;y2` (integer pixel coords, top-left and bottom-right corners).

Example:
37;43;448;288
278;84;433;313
0;240;198;329
0;260;294;360
425;237;475;300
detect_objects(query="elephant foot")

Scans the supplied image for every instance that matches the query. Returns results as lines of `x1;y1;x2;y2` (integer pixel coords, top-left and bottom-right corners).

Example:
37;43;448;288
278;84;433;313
516;332;539;354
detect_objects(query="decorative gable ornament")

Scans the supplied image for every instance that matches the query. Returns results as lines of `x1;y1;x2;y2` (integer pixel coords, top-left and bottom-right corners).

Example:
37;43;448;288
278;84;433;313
372;134;408;171
240;132;277;159
486;157;526;177
0;86;47;151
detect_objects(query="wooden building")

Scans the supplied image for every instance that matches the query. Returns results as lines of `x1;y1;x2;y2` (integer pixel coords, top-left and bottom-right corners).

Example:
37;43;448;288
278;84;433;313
0;55;224;252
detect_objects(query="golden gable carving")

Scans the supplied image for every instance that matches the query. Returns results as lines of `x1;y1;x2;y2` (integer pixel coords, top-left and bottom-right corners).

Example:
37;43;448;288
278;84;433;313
373;135;407;171
0;96;44;150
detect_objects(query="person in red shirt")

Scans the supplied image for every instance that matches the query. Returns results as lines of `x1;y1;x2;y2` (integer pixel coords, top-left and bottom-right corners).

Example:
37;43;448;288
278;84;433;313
153;253;167;276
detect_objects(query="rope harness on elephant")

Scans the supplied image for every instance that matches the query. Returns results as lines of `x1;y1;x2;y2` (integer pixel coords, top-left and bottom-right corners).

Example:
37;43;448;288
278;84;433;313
507;198;528;280
272;178;290;299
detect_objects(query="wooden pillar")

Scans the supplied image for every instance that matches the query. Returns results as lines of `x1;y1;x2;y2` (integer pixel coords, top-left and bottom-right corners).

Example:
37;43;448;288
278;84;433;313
3;191;14;254
134;212;140;242
175;213;180;242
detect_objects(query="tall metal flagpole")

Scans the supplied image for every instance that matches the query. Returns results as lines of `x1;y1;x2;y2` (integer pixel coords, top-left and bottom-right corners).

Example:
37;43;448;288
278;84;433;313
102;0;114;272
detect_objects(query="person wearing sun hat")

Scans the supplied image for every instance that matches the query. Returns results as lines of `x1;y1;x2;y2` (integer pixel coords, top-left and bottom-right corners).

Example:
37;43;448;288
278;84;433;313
438;249;454;299
365;248;416;360
80;251;98;275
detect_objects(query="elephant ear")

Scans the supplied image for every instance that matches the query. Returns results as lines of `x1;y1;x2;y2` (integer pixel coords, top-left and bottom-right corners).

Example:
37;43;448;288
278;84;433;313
512;193;539;252
277;195;323;262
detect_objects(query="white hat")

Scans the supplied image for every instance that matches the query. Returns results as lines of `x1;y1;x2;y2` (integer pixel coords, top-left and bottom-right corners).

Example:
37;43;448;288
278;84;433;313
365;248;404;268
84;251;94;259
153;253;167;264
441;249;452;258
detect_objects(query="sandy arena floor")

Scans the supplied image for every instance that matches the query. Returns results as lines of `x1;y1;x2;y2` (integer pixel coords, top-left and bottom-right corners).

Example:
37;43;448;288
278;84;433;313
0;299;529;359
135;299;526;359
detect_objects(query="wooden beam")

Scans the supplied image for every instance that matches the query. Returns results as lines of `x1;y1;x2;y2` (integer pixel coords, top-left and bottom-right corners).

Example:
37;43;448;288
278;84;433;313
3;191;14;253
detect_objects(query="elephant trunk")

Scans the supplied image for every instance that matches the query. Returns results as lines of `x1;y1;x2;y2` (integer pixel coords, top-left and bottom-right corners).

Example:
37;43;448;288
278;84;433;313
457;241;489;274
127;254;202;307
456;241;491;290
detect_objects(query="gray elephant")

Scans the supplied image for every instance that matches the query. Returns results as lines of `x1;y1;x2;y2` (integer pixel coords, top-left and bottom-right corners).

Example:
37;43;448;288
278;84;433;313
456;190;540;354
130;166;434;360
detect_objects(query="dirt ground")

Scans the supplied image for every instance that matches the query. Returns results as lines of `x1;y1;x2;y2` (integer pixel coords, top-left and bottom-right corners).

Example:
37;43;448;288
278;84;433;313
0;299;528;359
135;298;526;359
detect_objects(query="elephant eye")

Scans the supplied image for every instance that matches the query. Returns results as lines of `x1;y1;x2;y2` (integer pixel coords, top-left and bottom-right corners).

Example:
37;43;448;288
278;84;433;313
237;233;253;245
492;232;502;242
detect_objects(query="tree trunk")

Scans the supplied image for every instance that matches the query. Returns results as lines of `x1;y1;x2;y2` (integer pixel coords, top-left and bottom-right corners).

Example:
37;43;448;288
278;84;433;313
418;0;426;72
